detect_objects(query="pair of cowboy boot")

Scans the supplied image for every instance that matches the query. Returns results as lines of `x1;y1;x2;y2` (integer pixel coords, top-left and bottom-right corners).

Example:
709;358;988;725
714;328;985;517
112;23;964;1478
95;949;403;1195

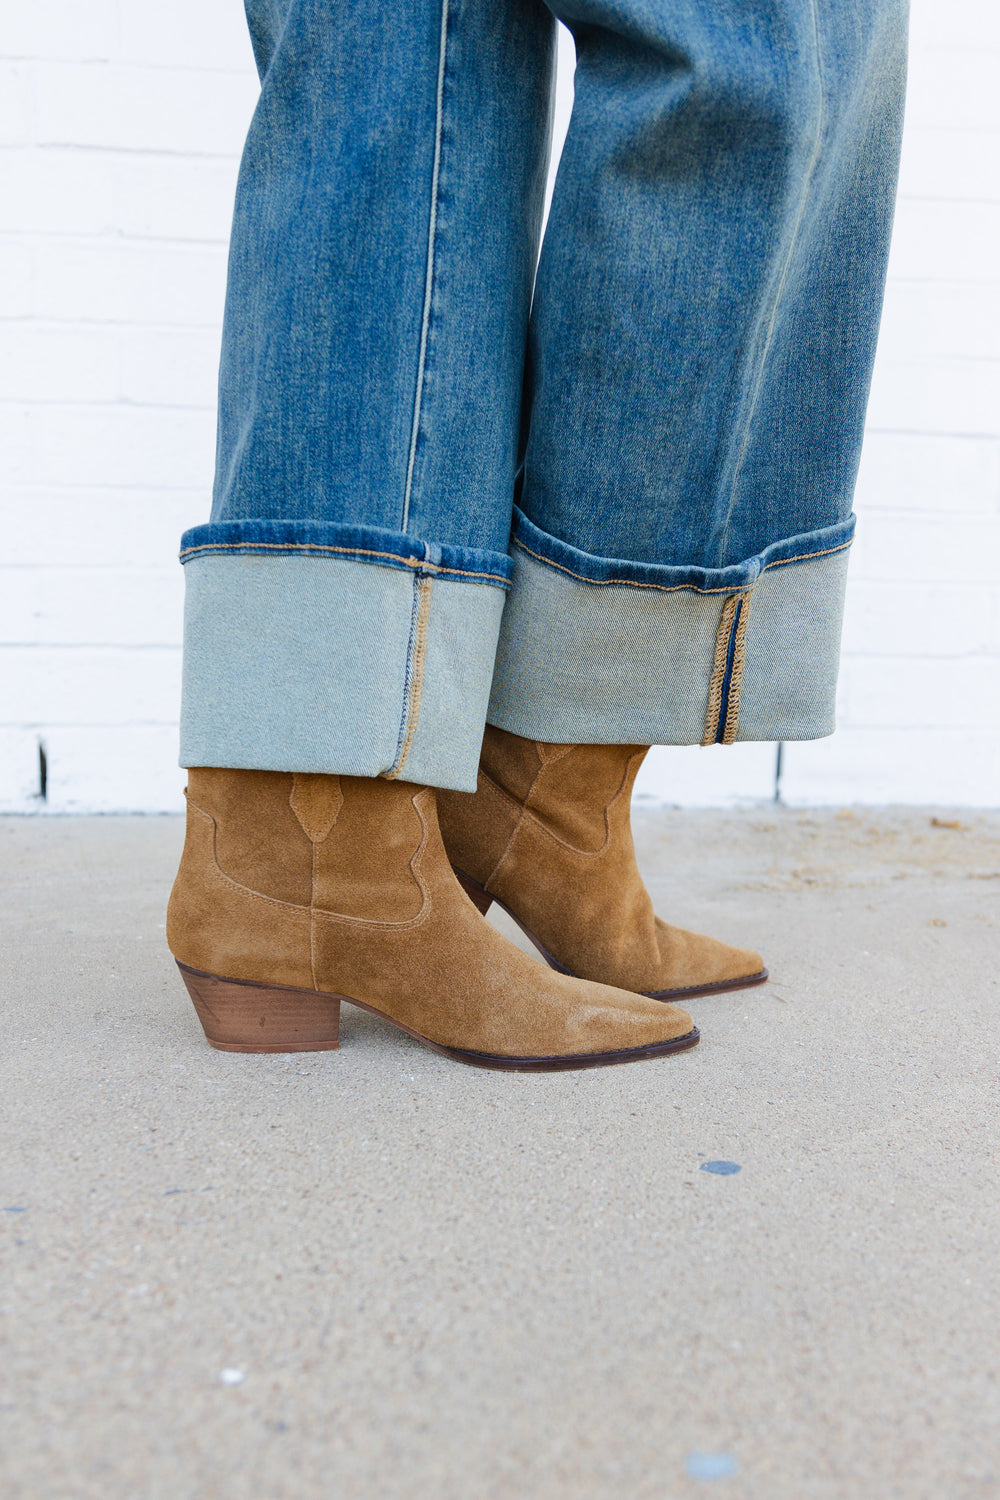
167;731;764;1072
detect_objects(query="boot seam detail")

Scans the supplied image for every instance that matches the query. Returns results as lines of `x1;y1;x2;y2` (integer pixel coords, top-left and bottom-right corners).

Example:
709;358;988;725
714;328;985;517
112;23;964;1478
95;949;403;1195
185;797;311;915
533;743;574;769
188;794;434;931
474;767;524;822
309;841;319;991
492;747;556;876
487;751;638;863
290;773;344;842
311;795;435;930
473;771;529;891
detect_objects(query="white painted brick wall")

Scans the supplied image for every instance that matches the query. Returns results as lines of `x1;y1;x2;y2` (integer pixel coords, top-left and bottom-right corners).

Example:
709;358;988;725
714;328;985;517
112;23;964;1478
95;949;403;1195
0;0;255;811
2;3;998;813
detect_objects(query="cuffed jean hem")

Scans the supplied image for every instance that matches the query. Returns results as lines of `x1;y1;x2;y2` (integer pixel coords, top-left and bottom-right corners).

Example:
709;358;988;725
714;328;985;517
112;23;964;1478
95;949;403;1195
486;507;856;746
177;520;512;791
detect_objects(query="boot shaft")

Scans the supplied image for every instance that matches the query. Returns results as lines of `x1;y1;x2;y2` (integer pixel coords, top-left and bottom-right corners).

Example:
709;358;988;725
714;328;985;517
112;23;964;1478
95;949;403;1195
477;728;648;853
184;767;426;919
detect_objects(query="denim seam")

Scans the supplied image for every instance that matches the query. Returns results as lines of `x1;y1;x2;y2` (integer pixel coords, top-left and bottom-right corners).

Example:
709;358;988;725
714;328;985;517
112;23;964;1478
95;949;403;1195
721;593;751;745
402;0;450;533
388;578;419;779
179;540;510;588
512;535;852;594
387;574;424;779
702;595;741;745
387;576;432;781
760;543;850;573
716;604;741;741
720;0;826;561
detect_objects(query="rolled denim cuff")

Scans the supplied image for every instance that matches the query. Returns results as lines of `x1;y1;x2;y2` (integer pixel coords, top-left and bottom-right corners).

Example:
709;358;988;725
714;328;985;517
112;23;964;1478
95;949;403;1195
178;520;512;791
487;506;855;746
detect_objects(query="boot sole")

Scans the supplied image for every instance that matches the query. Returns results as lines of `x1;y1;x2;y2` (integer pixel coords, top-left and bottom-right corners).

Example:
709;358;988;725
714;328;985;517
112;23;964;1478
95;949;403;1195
176;962;699;1071
454;869;768;1000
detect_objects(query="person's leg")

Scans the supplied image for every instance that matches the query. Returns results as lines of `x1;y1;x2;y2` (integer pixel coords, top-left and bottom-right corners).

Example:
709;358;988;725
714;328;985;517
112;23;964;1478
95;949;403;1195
492;0;908;743
180;0;554;792
168;0;699;1068
439;0;907;991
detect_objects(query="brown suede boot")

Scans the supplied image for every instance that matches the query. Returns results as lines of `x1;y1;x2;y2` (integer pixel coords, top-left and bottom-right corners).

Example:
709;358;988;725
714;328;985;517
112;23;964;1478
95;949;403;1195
166;768;699;1070
437;728;767;1001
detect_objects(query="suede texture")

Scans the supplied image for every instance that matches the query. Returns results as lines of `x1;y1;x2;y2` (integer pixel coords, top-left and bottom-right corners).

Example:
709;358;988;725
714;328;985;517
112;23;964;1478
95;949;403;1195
166;768;695;1058
437;728;765;996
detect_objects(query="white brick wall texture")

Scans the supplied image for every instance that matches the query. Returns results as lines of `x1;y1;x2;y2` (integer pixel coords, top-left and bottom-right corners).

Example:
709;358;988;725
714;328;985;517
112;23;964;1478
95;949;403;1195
2;3;998;813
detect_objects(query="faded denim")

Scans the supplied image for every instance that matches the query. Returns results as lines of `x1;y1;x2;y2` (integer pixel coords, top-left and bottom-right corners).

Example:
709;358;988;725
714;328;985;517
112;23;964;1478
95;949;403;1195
179;0;907;788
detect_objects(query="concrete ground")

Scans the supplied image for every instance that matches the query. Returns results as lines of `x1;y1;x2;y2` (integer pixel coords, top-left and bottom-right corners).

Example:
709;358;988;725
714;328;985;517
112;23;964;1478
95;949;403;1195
2;806;999;1500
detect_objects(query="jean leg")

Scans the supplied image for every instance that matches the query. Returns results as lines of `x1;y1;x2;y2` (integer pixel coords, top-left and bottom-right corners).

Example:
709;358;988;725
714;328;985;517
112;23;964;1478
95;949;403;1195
489;0;908;746
179;0;556;789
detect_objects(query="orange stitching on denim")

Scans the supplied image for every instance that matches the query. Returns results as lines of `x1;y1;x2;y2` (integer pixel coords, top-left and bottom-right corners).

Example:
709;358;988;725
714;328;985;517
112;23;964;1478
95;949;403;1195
702;597;739;745
721;593;751;745
514;539;734;594
759;539;853;572
178;540;510;587
425;562;509;584
181;541;414;565
513;534;853;593
386;576;432;781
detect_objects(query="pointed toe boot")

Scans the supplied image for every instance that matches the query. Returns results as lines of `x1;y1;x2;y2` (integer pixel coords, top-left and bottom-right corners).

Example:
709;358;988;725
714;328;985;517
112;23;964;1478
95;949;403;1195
165;768;699;1070
437;728;767;1002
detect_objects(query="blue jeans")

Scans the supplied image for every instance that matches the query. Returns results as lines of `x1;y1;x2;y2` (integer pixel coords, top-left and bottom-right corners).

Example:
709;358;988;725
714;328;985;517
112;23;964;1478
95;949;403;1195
179;0;907;790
